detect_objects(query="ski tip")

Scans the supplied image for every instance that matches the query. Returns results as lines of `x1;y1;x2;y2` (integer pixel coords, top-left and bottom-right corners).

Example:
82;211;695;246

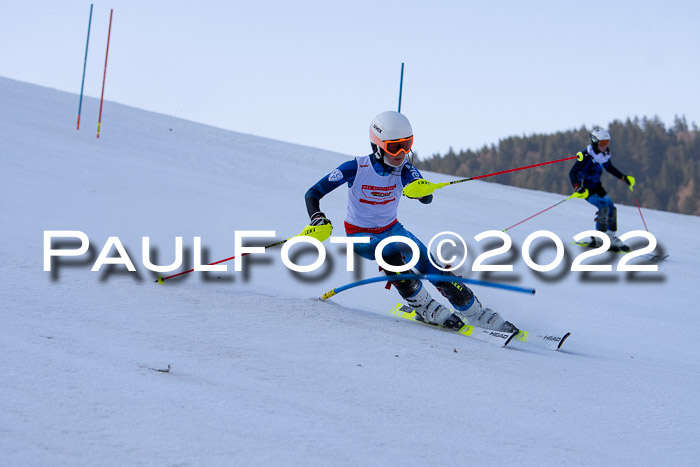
504;332;518;347
557;332;571;350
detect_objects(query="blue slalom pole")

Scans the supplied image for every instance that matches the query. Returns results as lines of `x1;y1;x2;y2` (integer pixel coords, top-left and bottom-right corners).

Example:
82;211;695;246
397;62;404;113
76;3;93;130
320;273;535;300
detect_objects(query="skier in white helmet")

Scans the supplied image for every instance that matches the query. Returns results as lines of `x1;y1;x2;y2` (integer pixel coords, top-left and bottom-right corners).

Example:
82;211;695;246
569;128;636;251
305;111;518;333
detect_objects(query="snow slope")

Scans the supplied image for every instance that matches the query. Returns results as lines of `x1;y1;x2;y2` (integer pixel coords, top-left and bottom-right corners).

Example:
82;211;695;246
2;76;700;466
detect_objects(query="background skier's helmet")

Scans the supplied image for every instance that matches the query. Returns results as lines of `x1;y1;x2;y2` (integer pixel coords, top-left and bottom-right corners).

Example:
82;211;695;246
369;111;413;164
590;128;611;147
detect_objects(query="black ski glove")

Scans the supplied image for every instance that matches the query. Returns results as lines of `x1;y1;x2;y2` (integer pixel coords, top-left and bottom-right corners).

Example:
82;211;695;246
310;211;332;227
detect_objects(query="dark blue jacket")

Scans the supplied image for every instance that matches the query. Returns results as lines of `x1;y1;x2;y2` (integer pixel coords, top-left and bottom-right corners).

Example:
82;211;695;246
569;146;624;197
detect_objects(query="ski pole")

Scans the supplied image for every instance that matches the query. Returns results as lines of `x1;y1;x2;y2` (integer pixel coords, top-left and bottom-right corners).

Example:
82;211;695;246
633;195;649;232
629;188;649;232
320;273;535;301
155;238;288;284
155;223;333;284
624;176;649;232
403;155;578;198
503;194;575;232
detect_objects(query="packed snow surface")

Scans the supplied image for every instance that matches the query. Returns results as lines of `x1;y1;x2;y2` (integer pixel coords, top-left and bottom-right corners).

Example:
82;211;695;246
2;76;699;465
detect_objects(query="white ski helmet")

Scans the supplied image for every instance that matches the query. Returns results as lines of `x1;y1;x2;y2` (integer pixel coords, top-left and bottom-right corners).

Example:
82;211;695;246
369;111;413;162
590;128;611;145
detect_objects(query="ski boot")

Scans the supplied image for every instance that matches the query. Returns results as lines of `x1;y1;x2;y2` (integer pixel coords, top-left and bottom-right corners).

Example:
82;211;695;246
453;297;519;333
406;285;458;328
606;231;630;252
587;236;604;248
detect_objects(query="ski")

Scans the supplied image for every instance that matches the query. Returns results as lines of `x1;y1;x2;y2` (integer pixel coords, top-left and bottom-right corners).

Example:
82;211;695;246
511;330;571;351
389;303;570;351
643;253;669;262
572;241;668;262
388;303;517;347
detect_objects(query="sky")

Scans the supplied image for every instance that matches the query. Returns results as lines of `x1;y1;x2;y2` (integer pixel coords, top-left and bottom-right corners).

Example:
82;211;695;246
1;0;699;158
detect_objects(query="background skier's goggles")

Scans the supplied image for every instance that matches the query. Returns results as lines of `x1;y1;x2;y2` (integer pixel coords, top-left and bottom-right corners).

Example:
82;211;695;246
382;136;413;155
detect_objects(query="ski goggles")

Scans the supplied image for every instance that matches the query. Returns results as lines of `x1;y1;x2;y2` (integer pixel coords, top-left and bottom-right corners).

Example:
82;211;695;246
372;134;414;156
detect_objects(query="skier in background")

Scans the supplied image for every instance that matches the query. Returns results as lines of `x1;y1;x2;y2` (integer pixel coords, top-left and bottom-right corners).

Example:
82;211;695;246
304;111;518;333
569;128;635;251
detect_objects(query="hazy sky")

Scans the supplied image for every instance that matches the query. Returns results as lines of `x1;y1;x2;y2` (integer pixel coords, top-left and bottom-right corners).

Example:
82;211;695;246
2;0;699;158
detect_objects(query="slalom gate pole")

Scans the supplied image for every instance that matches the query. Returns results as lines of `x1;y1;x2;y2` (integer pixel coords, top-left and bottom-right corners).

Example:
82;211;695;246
155;238;288;284
398;62;404;113
320;274;535;301
76;3;93;130
96;8;113;138
503;195;574;232
633;195;649;232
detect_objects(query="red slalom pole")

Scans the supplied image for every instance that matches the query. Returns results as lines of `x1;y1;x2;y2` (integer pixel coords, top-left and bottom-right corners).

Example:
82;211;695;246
97;9;113;138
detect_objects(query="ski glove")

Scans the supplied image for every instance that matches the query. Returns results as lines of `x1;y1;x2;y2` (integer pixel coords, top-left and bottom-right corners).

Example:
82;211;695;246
572;185;589;199
310;211;332;227
622;175;636;191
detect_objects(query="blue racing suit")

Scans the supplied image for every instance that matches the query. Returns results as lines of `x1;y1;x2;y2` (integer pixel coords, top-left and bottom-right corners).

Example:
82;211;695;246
304;153;475;310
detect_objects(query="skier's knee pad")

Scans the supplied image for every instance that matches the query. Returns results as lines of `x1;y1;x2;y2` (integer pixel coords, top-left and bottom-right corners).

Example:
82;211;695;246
596;206;610;231
381;251;405;268
381;252;420;299
434;272;475;308
609;207;618;231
